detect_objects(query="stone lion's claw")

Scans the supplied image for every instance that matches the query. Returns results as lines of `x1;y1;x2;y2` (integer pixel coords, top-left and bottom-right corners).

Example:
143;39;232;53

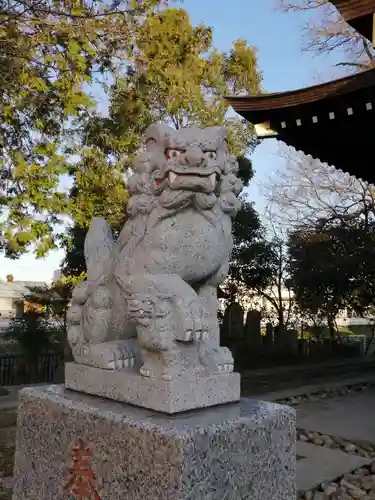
220;364;234;373
184;330;193;342
140;366;150;377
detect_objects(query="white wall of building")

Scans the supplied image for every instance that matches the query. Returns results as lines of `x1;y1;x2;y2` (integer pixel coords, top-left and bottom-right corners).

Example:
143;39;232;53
222;283;375;331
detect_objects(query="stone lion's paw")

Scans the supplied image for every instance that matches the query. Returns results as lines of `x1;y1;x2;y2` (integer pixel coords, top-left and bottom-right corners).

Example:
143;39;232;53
140;366;151;377
218;363;234;373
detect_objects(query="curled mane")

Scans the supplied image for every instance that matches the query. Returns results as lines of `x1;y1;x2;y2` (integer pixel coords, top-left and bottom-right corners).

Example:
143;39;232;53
116;132;243;258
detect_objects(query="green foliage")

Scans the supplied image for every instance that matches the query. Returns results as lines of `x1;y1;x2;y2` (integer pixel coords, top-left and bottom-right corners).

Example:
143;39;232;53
6;275;85;364
46;274;86;326
231;232;292;328
229;200;297;330
287;222;375;335
2;3;263;280
60;225;88;277
84;8;262;184
0;0;165;257
48;274;87;363
230;201;275;289
69;148;129;230
60;8;263;274
5;311;59;362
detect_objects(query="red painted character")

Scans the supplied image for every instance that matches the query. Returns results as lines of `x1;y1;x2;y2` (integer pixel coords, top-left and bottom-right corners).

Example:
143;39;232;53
65;439;101;500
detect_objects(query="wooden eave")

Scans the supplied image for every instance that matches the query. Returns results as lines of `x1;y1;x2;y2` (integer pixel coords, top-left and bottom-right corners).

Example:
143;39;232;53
226;69;375;123
330;0;375;42
226;69;375;184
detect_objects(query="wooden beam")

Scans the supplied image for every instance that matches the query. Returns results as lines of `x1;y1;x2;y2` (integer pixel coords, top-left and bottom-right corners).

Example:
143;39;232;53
331;1;375;22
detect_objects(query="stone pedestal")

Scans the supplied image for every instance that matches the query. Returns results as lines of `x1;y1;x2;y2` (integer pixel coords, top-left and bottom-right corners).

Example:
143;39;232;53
12;385;296;500
65;362;241;414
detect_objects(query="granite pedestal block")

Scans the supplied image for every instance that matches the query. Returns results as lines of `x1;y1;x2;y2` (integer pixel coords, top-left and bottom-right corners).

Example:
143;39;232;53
12;385;296;500
65;361;241;414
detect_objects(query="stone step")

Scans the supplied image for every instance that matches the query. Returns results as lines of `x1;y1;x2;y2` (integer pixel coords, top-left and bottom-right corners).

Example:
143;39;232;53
297;441;372;493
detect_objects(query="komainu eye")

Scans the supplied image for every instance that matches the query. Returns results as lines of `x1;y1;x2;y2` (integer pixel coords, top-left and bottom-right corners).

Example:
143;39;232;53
205;151;217;160
165;149;181;159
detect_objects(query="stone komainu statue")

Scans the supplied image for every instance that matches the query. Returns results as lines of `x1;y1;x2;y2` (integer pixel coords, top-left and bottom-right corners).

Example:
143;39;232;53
67;124;243;382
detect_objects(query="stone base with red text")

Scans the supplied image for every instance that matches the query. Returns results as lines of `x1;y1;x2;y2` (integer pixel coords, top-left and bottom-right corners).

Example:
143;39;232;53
12;385;296;500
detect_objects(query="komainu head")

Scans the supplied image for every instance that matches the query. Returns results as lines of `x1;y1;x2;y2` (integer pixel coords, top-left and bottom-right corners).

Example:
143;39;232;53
127;124;243;217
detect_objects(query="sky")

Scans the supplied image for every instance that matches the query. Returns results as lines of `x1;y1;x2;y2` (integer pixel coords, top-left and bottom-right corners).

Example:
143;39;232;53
0;0;344;282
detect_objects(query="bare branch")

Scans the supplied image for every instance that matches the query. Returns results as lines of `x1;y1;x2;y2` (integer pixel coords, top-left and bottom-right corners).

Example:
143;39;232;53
263;145;375;230
276;0;375;71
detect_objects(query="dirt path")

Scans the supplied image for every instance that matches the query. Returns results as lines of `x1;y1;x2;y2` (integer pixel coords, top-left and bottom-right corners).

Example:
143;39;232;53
241;357;375;396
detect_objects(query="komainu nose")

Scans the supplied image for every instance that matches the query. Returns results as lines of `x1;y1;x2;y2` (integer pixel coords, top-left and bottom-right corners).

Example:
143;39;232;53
184;147;205;166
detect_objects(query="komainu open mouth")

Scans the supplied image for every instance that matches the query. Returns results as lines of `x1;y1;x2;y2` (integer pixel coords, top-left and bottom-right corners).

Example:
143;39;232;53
168;171;217;190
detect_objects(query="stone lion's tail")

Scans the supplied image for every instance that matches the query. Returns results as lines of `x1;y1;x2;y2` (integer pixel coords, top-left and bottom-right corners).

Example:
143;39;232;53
67;218;115;356
84;217;115;281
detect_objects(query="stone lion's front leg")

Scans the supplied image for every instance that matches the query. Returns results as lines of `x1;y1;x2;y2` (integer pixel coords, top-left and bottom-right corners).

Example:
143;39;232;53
196;264;234;374
118;273;208;380
127;295;181;381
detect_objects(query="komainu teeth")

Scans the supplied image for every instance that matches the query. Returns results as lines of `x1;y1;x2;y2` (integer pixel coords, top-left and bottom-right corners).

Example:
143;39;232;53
209;172;216;189
169;172;177;184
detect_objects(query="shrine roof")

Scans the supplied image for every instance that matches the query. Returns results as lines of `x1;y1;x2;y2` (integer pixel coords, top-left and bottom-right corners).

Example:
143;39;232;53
226;69;375;121
330;0;375;40
226;69;375;184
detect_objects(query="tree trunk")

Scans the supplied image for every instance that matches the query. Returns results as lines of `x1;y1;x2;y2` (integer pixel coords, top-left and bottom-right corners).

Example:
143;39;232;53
327;315;336;339
365;325;375;355
278;310;285;335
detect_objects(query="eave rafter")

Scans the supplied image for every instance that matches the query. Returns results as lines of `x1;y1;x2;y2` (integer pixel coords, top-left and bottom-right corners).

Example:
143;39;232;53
224;2;375;184
226;69;375;184
330;0;375;45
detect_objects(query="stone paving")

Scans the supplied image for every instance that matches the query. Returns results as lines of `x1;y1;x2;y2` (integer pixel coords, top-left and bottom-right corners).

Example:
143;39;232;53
297;442;372;492
283;382;375;498
297;388;375;446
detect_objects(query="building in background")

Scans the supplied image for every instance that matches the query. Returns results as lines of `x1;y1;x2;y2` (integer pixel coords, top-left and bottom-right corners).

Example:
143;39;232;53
52;269;61;281
220;283;375;331
0;275;46;320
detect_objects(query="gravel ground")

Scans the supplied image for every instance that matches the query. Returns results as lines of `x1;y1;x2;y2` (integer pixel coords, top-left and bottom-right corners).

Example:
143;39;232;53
298;463;375;499
298;430;375;460
293;382;375;499
277;383;374;407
